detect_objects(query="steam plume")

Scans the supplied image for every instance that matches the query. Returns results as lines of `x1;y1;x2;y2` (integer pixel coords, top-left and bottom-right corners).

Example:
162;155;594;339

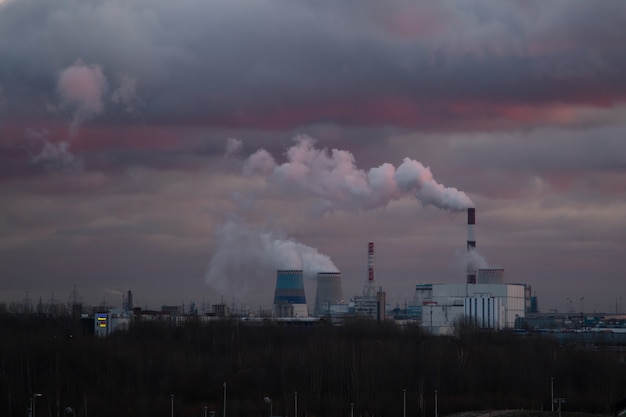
57;60;107;134
225;137;243;158
205;221;338;298
243;135;473;213
23;128;82;171
455;248;490;275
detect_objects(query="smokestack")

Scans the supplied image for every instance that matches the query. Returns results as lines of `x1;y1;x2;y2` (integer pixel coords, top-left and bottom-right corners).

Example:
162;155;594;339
368;242;375;283
467;207;477;284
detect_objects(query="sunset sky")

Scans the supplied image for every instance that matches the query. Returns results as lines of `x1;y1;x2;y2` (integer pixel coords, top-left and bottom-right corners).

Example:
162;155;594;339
1;0;625;314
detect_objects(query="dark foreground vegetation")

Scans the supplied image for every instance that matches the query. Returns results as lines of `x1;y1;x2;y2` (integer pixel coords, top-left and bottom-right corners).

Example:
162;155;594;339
1;315;625;417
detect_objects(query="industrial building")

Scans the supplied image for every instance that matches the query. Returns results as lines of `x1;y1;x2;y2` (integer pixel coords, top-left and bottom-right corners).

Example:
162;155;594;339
408;208;529;335
415;282;527;335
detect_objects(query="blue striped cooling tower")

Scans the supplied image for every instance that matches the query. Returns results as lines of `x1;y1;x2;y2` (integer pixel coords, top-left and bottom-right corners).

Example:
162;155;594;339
273;269;308;317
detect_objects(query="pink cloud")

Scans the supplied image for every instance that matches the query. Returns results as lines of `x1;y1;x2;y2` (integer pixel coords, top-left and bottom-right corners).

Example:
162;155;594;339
57;61;107;117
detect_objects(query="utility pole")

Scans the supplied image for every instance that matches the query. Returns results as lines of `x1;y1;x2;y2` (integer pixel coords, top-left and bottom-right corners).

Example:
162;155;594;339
551;377;554;412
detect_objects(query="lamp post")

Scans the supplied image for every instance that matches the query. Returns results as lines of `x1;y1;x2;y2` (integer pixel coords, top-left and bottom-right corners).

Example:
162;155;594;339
204;406;208;417
350;402;354;417
171;394;174;417
32;393;42;417
554;398;566;417
223;382;227;417
551;377;554;412
294;391;298;417
434;390;438;417
264;397;273;417
403;389;407;417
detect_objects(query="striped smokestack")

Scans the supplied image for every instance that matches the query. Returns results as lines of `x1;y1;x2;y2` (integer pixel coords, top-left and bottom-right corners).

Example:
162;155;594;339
467;207;477;284
368;242;375;282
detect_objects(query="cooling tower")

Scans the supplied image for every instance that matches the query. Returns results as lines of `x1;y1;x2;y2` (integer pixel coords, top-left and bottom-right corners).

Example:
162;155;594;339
314;272;344;316
467;207;477;284
273;270;308;317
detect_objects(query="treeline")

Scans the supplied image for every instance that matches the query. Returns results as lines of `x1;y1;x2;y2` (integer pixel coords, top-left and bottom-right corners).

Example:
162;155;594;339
1;315;624;417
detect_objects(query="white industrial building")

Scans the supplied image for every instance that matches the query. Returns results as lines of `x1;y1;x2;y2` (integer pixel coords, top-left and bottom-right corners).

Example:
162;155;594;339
416;282;526;335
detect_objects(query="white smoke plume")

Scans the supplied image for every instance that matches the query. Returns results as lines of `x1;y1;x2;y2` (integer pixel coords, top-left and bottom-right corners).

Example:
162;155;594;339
205;221;338;299
57;60;107;134
23;128;82;171
243;135;473;214
31;141;82;171
224;137;243;158
110;74;142;115
454;248;490;276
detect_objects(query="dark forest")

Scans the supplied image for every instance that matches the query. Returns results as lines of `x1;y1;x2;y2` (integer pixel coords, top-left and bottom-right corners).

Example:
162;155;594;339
1;315;624;417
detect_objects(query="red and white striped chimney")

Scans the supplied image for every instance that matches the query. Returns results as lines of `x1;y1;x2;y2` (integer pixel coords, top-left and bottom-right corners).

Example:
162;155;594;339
368;242;375;282
466;208;477;284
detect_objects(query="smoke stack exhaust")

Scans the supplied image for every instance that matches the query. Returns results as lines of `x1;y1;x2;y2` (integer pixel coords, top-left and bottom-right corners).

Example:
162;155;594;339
467;207;477;284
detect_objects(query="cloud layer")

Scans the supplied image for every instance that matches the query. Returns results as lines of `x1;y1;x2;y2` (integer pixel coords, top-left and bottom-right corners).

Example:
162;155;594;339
0;0;625;313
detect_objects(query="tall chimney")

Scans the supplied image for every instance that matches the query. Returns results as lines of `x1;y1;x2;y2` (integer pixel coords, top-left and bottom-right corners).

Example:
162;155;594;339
467;208;477;284
368;242;375;282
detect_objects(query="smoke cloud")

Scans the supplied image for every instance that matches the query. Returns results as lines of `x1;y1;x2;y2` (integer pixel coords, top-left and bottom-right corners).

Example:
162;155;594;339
224;137;243;158
207;135;474;303
57;60;107;134
22;128;82;171
243;135;474;213
206;221;338;299
454;248;490;276
31;141;82;171
110;74;142;115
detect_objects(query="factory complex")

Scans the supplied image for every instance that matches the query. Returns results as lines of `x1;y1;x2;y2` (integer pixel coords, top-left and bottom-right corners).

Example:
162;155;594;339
95;208;545;337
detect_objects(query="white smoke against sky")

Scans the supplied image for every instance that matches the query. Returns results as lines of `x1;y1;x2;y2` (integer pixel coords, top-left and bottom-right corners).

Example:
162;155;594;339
57;60;107;135
23;128;83;171
205;221;338;300
207;135;475;302
110;74;142;115
18;60;107;170
27;62;140;170
453;247;491;276
243;135;474;214
224;137;243;159
31;141;82;171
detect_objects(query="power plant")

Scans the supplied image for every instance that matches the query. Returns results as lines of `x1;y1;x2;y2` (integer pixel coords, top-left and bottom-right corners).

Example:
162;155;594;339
263;207;533;334
93;206;537;334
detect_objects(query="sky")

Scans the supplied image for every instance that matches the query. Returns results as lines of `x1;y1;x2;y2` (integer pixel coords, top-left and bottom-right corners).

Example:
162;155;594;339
1;0;625;314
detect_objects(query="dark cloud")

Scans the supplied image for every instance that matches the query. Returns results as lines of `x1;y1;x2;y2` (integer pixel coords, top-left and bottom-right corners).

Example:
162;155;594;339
1;0;625;128
0;0;625;313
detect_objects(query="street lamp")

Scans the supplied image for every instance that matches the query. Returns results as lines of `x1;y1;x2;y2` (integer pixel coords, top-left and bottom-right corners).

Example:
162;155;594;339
294;391;298;417
403;389;407;417
223;382;227;417
550;377;554;412
350;402;354;417
264;396;273;417
204;406;208;417
171;394;174;417
434;390;438;417
31;393;42;417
